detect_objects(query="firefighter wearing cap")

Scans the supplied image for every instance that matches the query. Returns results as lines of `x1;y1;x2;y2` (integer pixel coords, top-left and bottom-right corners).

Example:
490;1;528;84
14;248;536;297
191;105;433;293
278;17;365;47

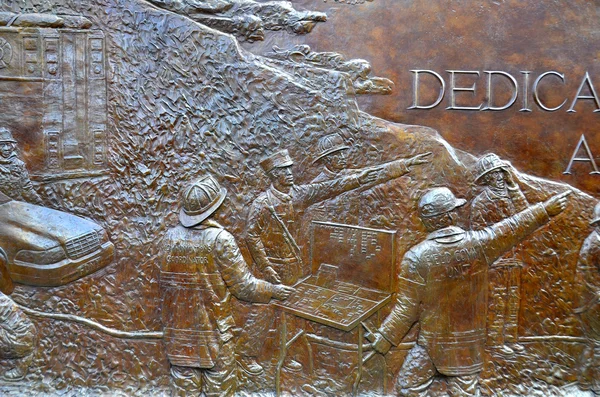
310;132;431;224
238;147;423;373
160;174;293;397
0;128;42;205
371;187;570;396
469;153;529;356
575;202;600;394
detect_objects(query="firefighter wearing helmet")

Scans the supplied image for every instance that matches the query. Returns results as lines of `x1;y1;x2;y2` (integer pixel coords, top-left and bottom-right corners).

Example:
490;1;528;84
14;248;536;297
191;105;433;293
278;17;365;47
470;153;530;356
372;186;570;396
575;201;600;394
160;174;293;396
0;128;42;205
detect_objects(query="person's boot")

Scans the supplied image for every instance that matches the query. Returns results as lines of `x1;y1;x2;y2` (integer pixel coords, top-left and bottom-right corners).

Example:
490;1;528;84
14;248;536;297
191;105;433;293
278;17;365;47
238;356;264;375
495;344;515;357
284;358;303;371
509;343;525;353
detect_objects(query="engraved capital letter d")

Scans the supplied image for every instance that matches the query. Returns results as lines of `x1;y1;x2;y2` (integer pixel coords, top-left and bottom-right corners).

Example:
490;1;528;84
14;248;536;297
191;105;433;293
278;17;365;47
564;134;600;175
408;70;446;110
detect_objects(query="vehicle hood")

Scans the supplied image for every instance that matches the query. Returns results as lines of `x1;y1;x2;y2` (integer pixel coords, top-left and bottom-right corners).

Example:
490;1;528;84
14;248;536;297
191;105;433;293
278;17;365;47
0;201;102;250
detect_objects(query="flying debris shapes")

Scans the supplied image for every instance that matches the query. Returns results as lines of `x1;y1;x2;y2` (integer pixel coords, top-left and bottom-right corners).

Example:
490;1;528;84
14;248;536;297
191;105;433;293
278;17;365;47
146;0;327;42
266;45;394;95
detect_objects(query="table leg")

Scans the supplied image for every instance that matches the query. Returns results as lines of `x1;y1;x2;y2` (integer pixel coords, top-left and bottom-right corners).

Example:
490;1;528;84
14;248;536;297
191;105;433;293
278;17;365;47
353;325;364;396
302;333;314;376
276;312;287;397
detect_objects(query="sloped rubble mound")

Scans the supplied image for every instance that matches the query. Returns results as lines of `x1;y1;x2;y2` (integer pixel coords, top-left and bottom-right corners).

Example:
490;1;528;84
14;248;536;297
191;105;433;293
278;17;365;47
0;0;596;395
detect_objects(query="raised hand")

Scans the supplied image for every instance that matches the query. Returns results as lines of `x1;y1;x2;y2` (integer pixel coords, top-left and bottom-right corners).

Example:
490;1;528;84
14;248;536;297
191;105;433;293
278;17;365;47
503;166;520;189
543;191;572;216
406;152;433;168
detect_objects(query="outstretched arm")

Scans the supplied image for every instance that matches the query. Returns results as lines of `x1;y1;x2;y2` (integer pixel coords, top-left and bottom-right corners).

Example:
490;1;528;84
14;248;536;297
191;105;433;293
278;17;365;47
295;152;432;209
479;191;570;264
216;229;276;303
356;152;432;191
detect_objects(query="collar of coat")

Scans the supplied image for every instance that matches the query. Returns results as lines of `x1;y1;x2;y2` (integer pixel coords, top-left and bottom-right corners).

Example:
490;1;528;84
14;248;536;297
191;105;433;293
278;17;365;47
193;219;223;230
426;226;465;244
268;185;292;203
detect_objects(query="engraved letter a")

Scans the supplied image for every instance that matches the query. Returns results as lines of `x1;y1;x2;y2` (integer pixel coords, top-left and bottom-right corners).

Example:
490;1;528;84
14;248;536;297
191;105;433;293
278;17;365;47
564;134;600;175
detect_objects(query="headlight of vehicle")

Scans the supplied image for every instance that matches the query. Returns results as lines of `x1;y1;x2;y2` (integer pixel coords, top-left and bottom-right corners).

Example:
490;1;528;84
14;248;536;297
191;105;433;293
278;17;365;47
96;228;109;243
15;246;66;265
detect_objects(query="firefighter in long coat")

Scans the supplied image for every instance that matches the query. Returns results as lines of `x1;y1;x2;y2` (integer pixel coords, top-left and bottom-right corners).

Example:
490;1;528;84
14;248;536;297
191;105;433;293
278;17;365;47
160;175;293;397
0;127;38;381
470;153;529;356
575;202;600;394
372;187;570;396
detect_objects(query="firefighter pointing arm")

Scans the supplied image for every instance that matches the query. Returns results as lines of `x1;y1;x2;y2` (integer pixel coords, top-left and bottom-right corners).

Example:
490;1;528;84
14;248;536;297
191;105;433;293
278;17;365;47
311;132;431;188
239;147;431;374
371;187;569;397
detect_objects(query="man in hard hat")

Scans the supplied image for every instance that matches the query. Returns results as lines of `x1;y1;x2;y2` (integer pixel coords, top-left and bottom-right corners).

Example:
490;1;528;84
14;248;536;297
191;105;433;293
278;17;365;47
237;147;431;374
309;132;431;224
160;174;294;397
0;127;42;205
371;186;570;396
469;153;529;356
575;202;600;395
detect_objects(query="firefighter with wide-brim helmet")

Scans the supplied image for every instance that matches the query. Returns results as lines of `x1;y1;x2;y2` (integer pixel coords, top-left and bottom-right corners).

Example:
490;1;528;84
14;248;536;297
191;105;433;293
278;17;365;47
160;174;293;397
372;186;570;396
474;153;510;184
312;132;350;165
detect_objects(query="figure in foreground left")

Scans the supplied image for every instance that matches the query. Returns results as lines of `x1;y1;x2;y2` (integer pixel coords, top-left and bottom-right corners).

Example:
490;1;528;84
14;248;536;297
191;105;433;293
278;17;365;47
160;174;294;397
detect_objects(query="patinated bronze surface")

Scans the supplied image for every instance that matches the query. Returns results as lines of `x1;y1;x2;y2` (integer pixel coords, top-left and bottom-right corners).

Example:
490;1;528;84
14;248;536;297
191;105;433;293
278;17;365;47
0;1;597;396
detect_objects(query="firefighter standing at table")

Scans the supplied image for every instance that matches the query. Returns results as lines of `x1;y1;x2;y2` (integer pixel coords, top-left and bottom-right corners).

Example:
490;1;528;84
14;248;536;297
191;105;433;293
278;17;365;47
160;175;294;397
